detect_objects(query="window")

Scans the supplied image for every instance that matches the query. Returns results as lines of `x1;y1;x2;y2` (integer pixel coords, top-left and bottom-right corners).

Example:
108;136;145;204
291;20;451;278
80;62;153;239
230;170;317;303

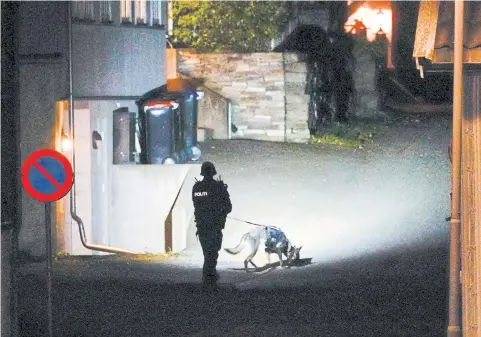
121;0;133;23
72;1;95;22
122;0;163;27
100;1;113;24
150;0;163;26
135;0;147;25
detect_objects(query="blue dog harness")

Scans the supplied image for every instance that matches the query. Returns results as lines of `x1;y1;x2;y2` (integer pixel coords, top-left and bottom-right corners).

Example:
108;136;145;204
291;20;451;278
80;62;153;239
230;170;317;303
266;226;287;248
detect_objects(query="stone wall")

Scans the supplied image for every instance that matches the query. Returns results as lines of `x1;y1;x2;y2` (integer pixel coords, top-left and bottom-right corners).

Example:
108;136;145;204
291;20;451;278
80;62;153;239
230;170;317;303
177;50;310;143
352;45;381;119
283;53;310;142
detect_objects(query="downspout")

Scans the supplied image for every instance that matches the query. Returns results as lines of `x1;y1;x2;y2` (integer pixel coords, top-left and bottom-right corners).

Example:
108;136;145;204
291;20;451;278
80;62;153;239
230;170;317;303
10;2;21;336
282;52;288;142
447;1;463;336
67;2;135;255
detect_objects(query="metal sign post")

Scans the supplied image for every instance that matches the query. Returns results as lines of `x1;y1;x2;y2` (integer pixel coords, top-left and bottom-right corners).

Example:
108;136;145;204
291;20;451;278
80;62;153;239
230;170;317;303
20;148;74;337
45;202;53;337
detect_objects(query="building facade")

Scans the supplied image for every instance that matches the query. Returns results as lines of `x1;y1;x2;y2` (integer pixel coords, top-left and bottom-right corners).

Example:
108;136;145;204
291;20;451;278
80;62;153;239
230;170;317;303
18;0;168;256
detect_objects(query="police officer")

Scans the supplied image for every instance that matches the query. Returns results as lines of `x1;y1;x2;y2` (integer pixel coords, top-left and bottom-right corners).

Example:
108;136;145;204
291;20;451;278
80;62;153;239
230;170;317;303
192;161;232;289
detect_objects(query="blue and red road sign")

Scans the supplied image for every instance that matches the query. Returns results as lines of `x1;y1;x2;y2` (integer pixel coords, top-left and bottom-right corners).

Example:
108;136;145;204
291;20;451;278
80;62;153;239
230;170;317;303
21;149;74;202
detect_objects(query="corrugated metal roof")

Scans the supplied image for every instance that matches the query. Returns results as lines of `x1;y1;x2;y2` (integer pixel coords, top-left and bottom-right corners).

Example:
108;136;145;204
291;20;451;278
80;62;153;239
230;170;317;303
413;0;481;64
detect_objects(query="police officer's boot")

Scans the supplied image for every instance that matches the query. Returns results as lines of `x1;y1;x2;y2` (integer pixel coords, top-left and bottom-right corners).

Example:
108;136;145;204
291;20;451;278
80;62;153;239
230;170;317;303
202;276;219;293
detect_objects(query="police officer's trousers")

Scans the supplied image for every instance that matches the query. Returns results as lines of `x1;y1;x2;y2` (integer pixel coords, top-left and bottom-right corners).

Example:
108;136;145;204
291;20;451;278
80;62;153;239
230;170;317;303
197;228;223;283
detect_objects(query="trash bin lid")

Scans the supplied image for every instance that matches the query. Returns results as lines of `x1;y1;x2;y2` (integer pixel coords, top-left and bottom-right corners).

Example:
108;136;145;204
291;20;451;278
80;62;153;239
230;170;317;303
136;85;170;107
137;82;199;107
143;99;178;111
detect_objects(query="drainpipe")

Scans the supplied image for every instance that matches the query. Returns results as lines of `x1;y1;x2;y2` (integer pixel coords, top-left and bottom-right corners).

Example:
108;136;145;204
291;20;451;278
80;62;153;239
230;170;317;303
447;1;463;336
67;2;135;256
282;52;288;142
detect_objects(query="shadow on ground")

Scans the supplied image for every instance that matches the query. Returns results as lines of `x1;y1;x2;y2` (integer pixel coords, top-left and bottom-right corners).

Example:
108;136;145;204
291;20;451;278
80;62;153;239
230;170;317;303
229;257;314;273
18;239;448;337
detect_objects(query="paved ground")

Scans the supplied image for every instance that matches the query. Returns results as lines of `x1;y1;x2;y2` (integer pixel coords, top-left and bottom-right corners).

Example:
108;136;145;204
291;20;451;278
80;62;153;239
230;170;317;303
17;111;452;337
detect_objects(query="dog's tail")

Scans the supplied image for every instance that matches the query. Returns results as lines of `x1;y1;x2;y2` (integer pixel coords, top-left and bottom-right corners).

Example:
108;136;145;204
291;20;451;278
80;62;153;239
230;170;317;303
224;233;250;255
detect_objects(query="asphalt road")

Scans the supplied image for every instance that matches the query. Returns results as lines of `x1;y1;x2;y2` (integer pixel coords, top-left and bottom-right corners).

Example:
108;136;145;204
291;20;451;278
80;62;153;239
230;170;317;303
17;112;452;337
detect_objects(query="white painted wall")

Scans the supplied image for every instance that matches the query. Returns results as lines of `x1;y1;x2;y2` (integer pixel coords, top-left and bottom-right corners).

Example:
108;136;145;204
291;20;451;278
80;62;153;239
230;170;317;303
70;108;94;255
59;100;198;255
110;164;199;253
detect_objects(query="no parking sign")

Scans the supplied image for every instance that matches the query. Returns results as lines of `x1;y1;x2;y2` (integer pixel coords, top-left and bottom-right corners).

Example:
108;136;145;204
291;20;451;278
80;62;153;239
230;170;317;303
20;148;74;337
21;148;74;202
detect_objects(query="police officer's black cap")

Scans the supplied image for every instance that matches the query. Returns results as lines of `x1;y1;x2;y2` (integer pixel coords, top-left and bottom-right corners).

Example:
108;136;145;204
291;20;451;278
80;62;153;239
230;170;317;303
200;161;217;177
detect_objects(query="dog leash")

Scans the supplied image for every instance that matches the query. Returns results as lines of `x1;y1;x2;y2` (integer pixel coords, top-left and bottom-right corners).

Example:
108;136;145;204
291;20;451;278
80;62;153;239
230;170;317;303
226;216;267;227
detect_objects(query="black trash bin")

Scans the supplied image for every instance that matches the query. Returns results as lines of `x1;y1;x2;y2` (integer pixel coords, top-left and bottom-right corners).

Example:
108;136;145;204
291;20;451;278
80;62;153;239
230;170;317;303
136;82;203;164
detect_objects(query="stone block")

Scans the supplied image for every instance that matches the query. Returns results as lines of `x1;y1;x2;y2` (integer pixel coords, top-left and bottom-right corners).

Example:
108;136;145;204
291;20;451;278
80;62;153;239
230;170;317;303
266;129;286;137
247;80;265;87
284;82;306;94
266;91;284;100
285;72;306;83
225;55;243;62
264;74;284;82
286;113;308;122
243;129;267;135
222;86;242;95
246;74;261;80
236;64;250;72
243;116;272;129
239;92;258;99
232;81;248;88
283;53;301;63
260;53;282;61
284;62;307;73
245;86;266;93
266;85;283;91
251;115;272;121
285;95;307;104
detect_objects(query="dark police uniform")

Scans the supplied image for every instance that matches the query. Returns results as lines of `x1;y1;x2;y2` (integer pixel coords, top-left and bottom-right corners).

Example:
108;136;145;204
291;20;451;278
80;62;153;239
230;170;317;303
192;162;232;287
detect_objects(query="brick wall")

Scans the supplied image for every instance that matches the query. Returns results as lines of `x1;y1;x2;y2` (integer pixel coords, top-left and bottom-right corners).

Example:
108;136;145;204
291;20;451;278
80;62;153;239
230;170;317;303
177;50;310;143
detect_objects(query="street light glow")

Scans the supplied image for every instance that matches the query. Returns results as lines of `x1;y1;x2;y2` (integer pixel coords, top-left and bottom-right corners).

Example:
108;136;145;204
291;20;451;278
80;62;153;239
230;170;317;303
61;130;72;152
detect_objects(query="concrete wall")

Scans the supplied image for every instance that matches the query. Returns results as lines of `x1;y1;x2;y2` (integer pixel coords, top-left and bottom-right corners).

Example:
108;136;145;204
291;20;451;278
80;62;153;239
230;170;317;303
18;1;68;56
18;62;67;255
177;50;310;143
110;164;199;253
18;4;69;256
1;231;12;337
72;24;166;97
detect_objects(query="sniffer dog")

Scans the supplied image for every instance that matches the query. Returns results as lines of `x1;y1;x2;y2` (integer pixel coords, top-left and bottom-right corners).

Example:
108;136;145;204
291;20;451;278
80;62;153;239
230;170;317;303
224;226;302;272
